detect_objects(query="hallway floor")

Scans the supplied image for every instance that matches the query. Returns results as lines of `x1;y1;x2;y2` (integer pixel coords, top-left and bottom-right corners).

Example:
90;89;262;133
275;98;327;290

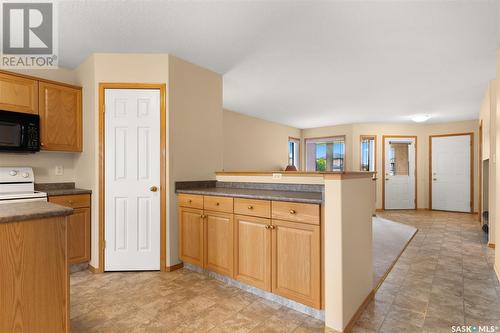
70;211;498;333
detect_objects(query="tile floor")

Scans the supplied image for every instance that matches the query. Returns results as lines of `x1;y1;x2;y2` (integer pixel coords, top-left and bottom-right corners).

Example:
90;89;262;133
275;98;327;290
71;210;499;333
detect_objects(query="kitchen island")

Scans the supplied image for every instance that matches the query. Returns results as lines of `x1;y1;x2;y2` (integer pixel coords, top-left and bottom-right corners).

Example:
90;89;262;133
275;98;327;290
0;201;72;333
176;171;376;331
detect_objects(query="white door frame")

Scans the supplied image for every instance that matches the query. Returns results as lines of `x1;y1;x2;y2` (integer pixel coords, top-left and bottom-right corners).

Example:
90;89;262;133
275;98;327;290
382;135;418;210
98;83;167;273
429;133;473;212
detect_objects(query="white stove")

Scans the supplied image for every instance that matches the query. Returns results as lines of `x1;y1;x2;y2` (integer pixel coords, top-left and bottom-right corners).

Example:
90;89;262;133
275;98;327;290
0;167;47;204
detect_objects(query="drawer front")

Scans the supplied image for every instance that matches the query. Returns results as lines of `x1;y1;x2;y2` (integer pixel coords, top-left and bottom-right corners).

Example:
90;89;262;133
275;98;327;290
234;198;271;218
178;194;203;209
49;194;90;209
204;195;233;213
271;201;320;225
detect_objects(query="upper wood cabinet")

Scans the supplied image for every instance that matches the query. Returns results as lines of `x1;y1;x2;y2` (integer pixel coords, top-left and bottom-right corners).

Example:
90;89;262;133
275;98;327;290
39;82;82;151
0;72;38;114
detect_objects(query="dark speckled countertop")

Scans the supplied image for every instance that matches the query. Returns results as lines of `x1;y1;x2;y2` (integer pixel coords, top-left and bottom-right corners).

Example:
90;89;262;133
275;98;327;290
0;201;73;223
176;187;323;204
35;182;92;196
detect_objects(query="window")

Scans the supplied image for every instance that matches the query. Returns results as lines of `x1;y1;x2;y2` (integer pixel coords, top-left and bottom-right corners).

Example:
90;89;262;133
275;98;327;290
288;137;300;168
360;135;376;172
305;136;345;172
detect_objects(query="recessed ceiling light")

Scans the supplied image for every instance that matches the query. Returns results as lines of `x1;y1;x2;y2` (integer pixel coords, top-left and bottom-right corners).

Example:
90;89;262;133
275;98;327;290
411;114;431;123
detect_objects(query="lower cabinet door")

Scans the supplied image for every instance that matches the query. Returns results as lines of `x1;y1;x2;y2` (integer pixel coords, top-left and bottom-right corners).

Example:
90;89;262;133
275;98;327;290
234;215;271;291
178;207;204;267
204;211;234;277
272;219;321;308
68;207;91;264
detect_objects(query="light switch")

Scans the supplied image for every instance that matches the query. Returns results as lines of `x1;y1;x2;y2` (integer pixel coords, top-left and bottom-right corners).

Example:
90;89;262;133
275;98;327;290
55;165;64;176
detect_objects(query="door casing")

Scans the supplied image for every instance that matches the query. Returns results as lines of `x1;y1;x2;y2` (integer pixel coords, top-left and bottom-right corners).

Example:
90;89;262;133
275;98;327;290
382;135;418;210
98;83;167;273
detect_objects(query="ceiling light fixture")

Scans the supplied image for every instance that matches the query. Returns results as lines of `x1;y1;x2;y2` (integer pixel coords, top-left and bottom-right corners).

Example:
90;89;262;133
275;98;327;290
411;114;431;123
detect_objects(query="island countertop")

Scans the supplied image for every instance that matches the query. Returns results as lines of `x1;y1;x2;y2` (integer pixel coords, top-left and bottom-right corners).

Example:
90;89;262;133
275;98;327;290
176;187;323;204
0;201;73;223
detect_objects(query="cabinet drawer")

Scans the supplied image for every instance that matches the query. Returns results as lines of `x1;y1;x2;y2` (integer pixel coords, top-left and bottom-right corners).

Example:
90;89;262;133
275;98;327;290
234;198;271;218
204;195;233;213
272;201;320;225
178;194;203;209
49;194;90;209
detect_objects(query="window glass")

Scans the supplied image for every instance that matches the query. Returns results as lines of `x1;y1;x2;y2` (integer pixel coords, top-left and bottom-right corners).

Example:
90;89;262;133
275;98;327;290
288;138;300;168
305;136;345;171
360;136;376;172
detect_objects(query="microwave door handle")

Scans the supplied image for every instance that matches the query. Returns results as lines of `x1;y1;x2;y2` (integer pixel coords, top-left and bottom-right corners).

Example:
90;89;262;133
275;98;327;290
19;124;27;146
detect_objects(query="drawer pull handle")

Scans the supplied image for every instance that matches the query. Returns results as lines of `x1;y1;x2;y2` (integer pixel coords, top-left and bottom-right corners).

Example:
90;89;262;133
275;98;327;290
248;205;254;210
188;199;192;203
216;202;220;206
265;225;271;229
289;209;296;215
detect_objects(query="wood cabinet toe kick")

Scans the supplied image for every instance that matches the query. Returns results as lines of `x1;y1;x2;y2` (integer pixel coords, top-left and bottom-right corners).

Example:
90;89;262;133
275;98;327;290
177;193;323;309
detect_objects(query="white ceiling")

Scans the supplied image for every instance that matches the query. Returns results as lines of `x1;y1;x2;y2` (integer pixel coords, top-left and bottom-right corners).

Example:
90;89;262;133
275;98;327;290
59;1;500;128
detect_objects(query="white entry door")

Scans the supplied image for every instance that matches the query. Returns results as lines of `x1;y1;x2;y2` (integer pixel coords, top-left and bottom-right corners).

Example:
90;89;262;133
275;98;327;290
105;89;161;271
431;135;471;212
384;137;416;209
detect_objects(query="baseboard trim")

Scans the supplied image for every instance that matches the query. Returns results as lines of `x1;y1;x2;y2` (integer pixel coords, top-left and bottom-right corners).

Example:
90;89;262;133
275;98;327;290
342;290;376;333
88;264;99;273
166;262;184;272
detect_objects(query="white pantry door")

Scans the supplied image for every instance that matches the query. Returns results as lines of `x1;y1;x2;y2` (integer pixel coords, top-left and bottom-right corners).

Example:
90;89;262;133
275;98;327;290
384;138;416;209
431;135;471;212
105;89;161;271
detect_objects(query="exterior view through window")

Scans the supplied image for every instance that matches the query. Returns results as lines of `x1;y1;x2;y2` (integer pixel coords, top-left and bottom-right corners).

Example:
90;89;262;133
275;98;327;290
305;136;345;171
360;136;376;172
288;137;300;168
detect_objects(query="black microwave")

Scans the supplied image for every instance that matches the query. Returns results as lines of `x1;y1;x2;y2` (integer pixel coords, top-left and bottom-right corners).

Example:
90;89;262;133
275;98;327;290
0;110;40;152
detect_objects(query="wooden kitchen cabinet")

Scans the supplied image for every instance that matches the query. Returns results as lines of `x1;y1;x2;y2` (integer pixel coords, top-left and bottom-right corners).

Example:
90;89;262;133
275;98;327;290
178;193;322;309
39;81;82;151
234;214;271;291
0;72;38;114
205;211;234;277
178;207;204;267
271;219;321;308
49;194;91;264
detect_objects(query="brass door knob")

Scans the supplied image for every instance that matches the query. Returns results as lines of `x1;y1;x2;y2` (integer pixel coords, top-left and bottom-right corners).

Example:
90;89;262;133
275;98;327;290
150;186;158;192
289;209;296;215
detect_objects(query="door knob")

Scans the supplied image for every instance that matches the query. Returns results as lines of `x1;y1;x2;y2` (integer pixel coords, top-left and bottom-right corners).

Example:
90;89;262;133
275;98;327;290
149;186;158;192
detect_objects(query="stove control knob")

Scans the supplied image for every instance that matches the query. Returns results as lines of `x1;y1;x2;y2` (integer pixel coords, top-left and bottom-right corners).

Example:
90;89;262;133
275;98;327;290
9;170;17;176
22;172;29;178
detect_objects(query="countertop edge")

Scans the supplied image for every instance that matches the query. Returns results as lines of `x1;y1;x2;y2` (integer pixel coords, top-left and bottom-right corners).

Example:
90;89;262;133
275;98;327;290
0;203;74;224
176;189;323;204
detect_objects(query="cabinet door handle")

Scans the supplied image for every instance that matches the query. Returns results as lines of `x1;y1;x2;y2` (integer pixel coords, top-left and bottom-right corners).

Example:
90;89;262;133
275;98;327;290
265;225;271;229
248;205;254;210
289;209;296;215
216;202;220;206
188;199;192;203
270;225;276;230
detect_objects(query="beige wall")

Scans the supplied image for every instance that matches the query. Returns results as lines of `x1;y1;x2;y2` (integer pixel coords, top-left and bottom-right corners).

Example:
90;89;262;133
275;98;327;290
302;121;479;210
222;109;301;171
168;55;223;265
0;67;80;183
